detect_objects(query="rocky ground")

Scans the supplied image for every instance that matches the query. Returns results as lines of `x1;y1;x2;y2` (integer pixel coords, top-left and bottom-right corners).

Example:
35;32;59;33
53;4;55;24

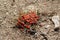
0;0;60;40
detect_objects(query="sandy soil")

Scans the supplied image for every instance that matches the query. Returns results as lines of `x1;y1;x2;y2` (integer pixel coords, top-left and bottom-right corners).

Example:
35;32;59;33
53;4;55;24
0;0;60;40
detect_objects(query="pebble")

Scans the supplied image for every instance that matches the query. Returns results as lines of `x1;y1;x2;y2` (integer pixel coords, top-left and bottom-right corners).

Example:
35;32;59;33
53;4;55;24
52;15;60;28
44;25;50;29
6;12;9;15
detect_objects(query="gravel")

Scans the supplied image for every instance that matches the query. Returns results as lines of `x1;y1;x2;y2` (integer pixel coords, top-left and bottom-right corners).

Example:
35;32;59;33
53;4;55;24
0;0;60;40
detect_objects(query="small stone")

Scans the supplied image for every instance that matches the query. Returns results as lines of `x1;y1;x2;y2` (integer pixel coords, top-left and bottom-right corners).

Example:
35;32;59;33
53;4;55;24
44;25;50;29
6;12;9;15
52;15;60;28
28;29;36;35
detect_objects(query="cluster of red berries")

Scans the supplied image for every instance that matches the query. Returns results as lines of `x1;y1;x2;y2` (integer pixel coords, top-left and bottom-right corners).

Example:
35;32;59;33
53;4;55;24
16;11;39;31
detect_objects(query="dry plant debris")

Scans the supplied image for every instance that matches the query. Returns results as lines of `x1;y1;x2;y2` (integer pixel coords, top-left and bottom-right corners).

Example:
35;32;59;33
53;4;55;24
15;11;39;35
